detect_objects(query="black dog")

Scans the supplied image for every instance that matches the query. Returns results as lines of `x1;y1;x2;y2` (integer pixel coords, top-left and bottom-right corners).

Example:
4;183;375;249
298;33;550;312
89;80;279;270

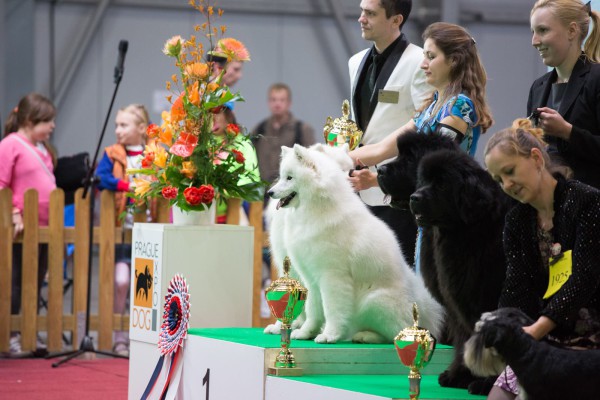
464;308;600;400
135;266;153;301
408;149;513;394
377;131;459;210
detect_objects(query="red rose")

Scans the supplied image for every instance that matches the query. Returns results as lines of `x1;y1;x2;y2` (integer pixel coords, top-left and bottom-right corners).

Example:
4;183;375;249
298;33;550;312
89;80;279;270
161;186;178;200
198;184;215;204
147;123;160;138
231;149;245;164
226;124;240;136
183;187;202;205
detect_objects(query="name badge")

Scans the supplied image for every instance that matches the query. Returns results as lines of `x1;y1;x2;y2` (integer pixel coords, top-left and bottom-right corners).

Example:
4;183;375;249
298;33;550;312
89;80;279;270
378;90;399;104
543;250;572;299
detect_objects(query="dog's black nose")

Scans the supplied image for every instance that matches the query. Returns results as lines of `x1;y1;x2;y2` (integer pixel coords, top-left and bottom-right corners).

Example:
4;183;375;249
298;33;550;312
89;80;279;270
267;190;274;198
410;192;422;204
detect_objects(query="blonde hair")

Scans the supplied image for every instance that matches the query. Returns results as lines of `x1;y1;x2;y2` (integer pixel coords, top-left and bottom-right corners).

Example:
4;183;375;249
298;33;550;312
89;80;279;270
119;103;150;126
532;0;600;62
485;118;571;177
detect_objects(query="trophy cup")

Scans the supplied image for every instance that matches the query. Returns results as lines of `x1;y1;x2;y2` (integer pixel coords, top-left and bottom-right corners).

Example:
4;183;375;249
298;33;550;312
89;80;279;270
394;303;437;400
323;99;363;150
265;256;308;376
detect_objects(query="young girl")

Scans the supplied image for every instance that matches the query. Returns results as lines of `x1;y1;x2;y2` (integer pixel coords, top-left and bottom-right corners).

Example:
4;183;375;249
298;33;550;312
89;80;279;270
211;106;260;224
0;93;57;356
95;103;153;355
484;119;600;399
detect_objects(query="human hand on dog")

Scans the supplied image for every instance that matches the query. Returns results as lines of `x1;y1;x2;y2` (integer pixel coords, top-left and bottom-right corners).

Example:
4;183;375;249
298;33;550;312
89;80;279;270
348;159;379;191
523;315;556;340
536;107;572;140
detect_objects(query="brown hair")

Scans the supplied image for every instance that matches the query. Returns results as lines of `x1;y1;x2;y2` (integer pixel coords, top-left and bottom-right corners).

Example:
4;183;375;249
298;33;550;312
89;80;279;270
268;83;292;101
532;0;600;62
419;22;494;133
484;118;571;177
4;93;56;138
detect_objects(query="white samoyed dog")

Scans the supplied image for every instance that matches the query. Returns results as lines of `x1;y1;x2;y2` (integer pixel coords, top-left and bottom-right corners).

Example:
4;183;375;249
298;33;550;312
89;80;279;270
265;144;444;343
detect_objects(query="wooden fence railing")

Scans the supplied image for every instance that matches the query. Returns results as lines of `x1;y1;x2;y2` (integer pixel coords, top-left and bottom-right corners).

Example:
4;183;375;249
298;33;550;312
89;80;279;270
0;188;273;354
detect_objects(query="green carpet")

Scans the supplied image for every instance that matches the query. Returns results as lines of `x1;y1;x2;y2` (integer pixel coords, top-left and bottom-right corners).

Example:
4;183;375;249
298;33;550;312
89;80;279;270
188;327;452;350
280;374;486;399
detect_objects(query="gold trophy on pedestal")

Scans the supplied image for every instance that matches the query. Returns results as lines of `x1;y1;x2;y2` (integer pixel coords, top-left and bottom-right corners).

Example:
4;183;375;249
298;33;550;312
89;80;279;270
394;303;437;400
265;257;307;376
323;99;363;150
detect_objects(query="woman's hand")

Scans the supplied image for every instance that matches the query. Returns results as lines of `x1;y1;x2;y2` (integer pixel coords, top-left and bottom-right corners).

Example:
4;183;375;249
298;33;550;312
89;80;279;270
12;211;24;238
523;315;556;340
537;107;572;140
348;159;379;191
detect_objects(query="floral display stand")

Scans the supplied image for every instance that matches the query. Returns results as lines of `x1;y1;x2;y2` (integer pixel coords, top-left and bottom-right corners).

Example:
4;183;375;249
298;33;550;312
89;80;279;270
128;222;254;399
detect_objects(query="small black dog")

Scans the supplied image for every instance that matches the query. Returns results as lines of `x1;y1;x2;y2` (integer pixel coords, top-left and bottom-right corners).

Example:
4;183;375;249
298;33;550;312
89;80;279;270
464;308;600;400
135;265;153;301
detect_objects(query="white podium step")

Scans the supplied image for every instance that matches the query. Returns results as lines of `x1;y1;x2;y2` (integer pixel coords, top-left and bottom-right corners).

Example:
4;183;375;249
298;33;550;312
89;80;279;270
129;328;485;400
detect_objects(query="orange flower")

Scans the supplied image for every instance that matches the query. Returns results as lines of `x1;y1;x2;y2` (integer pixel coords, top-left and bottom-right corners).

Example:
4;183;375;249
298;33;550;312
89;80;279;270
171;94;186;123
188;81;200;106
145;141;168;169
206;82;219;94
159;125;174;146
180;161;197;179
169;132;198;157
132;178;152;197
216;38;250;62
185;62;209;80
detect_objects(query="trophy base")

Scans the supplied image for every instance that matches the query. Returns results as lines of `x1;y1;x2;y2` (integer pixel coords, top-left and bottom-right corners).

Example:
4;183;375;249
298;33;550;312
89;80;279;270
268;366;304;376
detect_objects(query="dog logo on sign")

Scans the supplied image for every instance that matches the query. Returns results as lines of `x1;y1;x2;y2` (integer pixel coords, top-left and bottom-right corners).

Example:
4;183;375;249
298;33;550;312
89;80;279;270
133;258;153;308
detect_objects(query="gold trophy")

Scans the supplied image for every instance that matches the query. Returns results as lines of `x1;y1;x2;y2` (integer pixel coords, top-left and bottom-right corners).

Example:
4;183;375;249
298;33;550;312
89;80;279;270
265;257;307;376
394;303;437;400
323;99;363;150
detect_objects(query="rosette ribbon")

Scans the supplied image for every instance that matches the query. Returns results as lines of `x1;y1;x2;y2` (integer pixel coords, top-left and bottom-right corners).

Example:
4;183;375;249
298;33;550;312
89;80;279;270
141;274;191;400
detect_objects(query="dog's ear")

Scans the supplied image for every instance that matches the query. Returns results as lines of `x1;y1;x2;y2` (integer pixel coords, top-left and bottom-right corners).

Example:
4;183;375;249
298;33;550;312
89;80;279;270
281;146;292;157
293;144;318;173
310;143;325;152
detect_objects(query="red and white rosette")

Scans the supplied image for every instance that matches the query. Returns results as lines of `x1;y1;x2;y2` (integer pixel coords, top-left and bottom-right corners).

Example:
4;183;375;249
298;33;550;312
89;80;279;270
141;274;191;400
159;274;191;356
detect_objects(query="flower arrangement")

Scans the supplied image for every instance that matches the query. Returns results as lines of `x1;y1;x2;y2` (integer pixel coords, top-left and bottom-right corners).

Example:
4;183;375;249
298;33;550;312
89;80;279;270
128;0;264;212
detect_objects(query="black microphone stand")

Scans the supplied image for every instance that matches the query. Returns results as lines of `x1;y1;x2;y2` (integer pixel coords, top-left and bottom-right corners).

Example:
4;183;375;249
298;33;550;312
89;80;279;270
48;42;129;367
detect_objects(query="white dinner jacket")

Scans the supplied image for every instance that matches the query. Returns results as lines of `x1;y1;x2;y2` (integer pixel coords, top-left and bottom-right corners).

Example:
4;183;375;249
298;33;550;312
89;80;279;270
348;41;431;206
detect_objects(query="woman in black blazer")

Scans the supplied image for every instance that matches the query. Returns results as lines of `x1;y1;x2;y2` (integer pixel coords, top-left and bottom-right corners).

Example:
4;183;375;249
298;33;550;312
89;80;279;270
528;0;600;189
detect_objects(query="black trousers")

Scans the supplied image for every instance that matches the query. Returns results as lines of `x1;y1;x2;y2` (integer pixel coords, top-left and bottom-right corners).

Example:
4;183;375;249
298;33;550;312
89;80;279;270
367;205;417;267
11;243;49;315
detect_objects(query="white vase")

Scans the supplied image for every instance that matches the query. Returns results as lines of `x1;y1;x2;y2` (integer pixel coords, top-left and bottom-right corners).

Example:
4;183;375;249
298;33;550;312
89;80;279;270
172;203;216;226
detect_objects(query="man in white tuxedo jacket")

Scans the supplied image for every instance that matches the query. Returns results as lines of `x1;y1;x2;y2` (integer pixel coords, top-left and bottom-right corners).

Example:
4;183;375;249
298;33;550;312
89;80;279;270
348;0;431;262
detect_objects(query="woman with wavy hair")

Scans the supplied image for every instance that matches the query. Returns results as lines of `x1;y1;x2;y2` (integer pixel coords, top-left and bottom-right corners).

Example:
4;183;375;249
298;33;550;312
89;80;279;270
349;22;493;190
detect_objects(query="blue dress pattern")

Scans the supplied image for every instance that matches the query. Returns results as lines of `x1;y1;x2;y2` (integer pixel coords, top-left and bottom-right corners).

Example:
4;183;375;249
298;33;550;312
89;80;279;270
413;92;480;156
412;92;480;273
